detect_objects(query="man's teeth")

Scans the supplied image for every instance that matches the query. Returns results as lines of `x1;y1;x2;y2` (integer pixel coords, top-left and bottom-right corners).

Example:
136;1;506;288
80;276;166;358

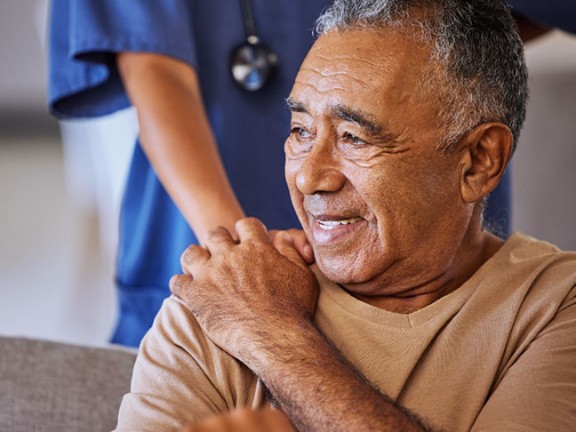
317;218;361;230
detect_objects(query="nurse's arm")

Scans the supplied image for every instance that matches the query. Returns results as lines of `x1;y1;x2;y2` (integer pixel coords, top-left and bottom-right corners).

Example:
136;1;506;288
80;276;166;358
117;52;244;244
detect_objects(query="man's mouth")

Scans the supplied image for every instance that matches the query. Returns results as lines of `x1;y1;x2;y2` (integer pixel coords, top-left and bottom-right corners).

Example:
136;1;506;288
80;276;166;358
317;217;363;230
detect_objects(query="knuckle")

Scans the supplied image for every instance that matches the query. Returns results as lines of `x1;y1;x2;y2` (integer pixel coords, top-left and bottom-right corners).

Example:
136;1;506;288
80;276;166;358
238;217;267;232
180;249;191;268
169;275;182;294
205;225;229;242
180;245;208;268
169;274;192;293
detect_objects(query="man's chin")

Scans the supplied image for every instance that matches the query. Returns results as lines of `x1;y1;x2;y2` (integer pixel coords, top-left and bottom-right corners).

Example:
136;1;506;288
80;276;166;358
314;255;361;286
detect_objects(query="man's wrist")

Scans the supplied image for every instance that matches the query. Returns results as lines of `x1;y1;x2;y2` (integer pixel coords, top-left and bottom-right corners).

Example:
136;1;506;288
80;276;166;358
242;318;323;376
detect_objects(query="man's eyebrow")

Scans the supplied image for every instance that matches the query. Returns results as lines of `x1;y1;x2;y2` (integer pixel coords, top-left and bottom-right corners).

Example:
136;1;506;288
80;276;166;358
331;105;382;135
285;97;307;113
285;99;384;137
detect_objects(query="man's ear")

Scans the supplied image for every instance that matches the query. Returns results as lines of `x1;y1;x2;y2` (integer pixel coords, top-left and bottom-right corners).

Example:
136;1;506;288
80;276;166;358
459;122;513;203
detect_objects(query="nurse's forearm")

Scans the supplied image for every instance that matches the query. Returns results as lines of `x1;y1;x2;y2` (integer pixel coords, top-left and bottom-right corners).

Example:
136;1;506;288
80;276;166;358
117;52;244;243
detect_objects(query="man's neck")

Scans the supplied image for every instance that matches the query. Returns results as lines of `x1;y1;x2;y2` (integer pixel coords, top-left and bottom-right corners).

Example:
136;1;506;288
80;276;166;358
346;231;505;314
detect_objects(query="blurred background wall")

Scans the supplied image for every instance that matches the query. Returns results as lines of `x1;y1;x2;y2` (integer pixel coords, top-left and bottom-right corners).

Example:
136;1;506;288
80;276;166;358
0;0;575;346
513;35;576;249
0;0;132;346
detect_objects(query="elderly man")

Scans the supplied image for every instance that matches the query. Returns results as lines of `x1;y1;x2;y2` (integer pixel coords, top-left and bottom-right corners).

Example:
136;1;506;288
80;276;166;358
115;0;576;431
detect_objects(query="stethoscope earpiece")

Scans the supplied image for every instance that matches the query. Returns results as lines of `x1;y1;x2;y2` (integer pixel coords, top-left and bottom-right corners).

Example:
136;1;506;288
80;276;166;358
230;0;279;92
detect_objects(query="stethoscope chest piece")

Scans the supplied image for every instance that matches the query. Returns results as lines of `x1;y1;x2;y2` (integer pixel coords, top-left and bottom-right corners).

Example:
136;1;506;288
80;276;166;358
230;0;279;92
231;39;278;92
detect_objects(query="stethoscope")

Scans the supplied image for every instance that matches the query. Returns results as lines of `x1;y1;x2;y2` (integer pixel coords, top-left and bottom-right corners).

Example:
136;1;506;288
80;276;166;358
230;0;279;91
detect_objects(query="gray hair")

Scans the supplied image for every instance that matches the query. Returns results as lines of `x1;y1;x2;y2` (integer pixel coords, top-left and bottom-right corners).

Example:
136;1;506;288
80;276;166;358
315;0;529;153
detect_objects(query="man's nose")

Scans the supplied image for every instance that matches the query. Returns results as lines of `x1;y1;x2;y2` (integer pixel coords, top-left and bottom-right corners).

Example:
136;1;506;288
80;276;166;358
295;139;346;195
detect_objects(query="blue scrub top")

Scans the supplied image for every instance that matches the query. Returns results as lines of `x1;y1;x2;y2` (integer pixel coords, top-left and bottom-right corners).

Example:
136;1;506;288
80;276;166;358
49;0;331;346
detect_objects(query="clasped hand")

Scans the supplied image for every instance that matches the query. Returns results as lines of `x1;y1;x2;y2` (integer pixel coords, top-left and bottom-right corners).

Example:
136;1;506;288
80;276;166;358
170;217;319;367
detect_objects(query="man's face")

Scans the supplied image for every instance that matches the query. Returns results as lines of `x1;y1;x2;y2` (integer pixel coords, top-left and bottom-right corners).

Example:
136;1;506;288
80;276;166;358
285;30;473;297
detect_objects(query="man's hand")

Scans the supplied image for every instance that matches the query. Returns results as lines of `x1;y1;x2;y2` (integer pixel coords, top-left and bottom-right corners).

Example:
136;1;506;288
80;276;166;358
170;217;319;364
171;218;428;432
180;408;295;432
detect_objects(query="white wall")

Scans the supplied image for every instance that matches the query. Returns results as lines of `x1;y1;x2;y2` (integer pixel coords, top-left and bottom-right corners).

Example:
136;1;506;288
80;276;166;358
512;31;576;250
0;0;48;115
0;0;119;345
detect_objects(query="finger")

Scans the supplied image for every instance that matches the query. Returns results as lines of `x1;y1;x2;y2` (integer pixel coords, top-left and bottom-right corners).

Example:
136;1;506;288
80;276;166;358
235;217;269;243
183;410;239;432
204;225;237;253
272;231;307;265
261;409;296;432
180;244;211;273
284;229;314;264
169;274;194;298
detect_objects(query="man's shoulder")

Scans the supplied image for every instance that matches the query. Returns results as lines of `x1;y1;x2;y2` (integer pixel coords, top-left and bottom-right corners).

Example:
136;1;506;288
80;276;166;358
475;232;576;337
505;231;571;255
491;231;576;277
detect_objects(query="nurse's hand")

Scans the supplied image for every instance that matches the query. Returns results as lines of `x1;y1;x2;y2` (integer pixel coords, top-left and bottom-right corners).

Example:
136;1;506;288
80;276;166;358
180;408;295;432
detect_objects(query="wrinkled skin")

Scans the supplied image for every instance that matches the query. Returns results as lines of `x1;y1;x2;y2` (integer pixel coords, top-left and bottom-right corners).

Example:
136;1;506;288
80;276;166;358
171;218;319;364
284;29;506;312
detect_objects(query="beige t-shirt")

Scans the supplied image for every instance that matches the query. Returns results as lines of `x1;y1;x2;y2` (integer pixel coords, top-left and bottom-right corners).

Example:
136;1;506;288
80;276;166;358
115;233;576;431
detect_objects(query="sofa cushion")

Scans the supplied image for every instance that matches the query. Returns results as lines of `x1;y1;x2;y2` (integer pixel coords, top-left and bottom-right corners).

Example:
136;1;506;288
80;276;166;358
0;336;137;432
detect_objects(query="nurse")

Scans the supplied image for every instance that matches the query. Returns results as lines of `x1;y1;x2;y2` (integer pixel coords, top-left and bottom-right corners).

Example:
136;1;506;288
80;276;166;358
49;0;329;347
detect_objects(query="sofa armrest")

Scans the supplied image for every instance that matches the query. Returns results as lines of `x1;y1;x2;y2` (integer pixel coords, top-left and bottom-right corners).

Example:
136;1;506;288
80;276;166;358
0;336;137;432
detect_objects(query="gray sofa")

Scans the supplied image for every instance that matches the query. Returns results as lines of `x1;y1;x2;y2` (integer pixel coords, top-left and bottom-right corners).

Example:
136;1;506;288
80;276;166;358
0;336;137;432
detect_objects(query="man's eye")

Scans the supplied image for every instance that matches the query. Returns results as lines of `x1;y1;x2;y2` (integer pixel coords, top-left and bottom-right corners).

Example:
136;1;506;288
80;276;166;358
343;132;366;146
291;127;312;139
286;127;314;157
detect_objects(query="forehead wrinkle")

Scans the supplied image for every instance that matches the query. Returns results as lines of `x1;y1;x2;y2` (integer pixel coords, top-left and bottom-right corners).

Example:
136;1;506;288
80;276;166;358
294;67;368;99
311;48;389;72
299;49;379;86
